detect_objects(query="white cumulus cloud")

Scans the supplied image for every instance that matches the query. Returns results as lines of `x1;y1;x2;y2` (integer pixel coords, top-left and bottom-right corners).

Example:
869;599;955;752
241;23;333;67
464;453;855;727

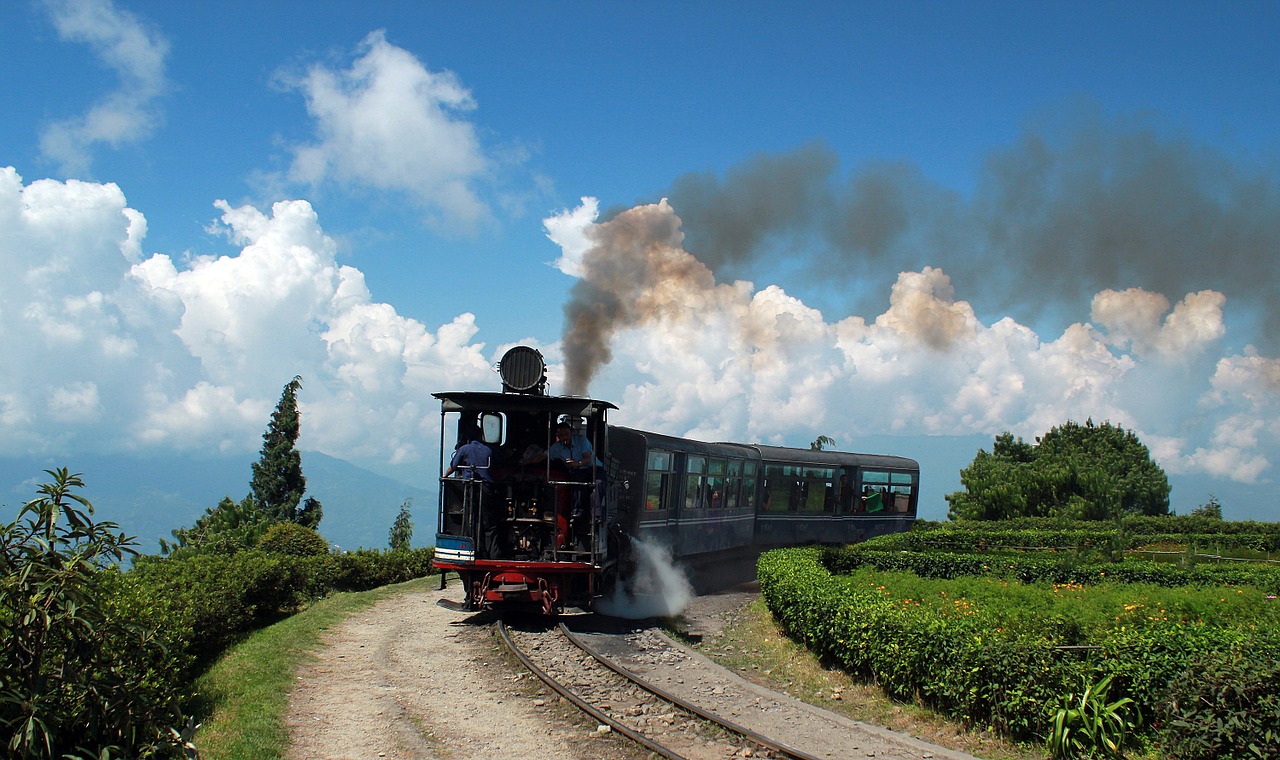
0;168;494;465
279;30;492;232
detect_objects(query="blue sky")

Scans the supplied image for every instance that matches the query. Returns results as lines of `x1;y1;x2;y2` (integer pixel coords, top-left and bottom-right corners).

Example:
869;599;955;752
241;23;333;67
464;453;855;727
2;0;1278;521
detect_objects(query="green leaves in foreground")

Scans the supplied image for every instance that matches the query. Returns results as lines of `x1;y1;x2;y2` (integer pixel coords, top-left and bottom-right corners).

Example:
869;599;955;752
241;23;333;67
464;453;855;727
0;468;190;759
1047;674;1140;759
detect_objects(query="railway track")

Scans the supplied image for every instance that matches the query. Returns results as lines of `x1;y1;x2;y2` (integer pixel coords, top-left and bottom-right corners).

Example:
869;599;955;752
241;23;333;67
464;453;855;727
498;617;820;760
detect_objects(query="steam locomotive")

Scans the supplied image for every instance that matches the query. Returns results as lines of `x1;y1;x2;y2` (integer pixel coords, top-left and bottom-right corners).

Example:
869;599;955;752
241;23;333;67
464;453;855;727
433;346;918;614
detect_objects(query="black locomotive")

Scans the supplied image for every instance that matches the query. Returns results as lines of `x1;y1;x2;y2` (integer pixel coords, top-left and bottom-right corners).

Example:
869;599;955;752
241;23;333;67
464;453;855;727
433;346;918;614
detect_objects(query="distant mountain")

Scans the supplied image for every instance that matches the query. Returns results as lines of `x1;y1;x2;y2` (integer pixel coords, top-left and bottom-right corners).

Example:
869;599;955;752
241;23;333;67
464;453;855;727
0;452;436;555
300;452;436;551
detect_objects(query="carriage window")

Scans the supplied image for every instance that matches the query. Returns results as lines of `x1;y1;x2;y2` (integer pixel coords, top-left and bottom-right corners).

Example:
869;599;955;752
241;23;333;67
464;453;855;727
706;458;727;509
645;450;675;511
685;455;706;509
724;459;742;509
762;463;836;512
860;470;915;513
837;467;857;513
799;466;836;513
741;461;757;510
761;464;791;512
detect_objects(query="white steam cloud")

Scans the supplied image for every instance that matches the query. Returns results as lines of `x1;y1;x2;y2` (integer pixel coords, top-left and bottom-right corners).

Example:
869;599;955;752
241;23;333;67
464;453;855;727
594;540;694;619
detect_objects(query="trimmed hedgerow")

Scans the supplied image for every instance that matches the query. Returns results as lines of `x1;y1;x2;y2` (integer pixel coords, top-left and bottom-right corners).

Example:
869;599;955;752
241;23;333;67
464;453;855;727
908;517;1280;554
824;542;1280;594
758;545;1280;753
125;546;436;673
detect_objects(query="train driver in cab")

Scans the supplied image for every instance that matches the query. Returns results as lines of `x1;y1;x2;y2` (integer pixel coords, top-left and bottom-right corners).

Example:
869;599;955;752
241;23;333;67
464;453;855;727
529;420;605;550
549;421;601;474
445;432;494;482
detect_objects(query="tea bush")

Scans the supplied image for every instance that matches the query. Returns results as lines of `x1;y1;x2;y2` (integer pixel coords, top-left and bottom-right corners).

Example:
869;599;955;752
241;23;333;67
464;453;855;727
759;544;1280;752
909;517;1280;553
125;546;436;670
825;542;1280;594
1155;640;1280;758
257;521;331;557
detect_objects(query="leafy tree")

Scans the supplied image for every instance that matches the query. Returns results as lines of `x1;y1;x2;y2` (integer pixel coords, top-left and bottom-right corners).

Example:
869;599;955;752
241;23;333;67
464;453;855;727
0;469;188;758
296;495;323;530
161;494;265;556
388;499;413;552
810;435;836;451
947;420;1170;521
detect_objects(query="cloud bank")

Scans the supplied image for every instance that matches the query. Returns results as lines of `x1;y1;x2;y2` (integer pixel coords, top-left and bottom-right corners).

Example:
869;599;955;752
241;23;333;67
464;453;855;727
1;162;1276;495
277;30;493;233
0;167;493;467
545;197;1280;485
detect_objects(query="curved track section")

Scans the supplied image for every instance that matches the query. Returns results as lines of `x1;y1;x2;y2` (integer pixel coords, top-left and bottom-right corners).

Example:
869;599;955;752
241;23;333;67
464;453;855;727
498;618;819;760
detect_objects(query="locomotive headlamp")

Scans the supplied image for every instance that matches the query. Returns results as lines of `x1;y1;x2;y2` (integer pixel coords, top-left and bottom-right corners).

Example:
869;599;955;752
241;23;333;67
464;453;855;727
498;345;547;394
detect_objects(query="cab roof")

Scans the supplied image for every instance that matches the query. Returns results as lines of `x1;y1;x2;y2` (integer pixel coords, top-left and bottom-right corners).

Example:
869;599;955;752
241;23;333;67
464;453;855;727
432;391;618;418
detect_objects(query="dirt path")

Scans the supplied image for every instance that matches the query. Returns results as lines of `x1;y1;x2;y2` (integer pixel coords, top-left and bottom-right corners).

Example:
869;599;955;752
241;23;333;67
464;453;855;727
284;584;636;760
285;582;976;759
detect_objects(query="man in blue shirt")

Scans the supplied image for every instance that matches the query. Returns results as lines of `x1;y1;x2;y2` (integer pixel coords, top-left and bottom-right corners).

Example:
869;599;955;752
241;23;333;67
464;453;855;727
548;422;601;473
446;436;494;482
445;433;501;556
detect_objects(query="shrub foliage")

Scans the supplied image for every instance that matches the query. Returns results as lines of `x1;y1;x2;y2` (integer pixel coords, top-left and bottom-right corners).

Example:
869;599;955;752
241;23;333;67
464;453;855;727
760;525;1280;757
0;469;188;758
2;468;437;758
946;420;1171;521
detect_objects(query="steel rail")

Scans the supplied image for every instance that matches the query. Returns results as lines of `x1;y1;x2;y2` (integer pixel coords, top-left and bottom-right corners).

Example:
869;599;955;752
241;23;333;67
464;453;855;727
558;622;823;760
496;619;683;760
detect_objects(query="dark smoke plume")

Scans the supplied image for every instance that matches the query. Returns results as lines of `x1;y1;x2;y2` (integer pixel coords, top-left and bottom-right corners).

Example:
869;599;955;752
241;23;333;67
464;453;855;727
669;109;1280;338
562;106;1280;392
561;200;714;395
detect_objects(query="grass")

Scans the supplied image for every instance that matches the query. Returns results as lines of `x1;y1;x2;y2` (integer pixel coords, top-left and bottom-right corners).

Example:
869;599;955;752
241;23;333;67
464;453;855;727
188;575;440;759
685;597;1048;760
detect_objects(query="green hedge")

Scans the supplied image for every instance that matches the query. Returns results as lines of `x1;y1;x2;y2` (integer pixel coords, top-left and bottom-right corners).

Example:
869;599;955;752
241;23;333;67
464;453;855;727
759;547;1077;739
827;542;1280;594
912;517;1280;553
758;546;1280;753
124;547;436;677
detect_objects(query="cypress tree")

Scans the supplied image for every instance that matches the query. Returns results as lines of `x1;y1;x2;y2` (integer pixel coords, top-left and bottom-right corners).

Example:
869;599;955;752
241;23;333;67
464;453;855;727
389;498;413;552
251;376;315;525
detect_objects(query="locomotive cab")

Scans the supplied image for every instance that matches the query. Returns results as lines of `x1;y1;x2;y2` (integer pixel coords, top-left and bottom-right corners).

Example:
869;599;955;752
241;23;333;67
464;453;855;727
433;346;618;614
